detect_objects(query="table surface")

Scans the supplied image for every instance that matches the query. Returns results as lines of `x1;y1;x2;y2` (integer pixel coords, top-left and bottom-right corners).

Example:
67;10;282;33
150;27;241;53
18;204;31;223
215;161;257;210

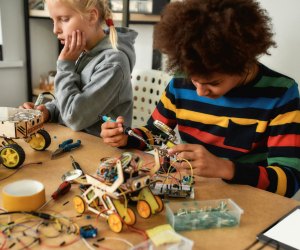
0;123;299;250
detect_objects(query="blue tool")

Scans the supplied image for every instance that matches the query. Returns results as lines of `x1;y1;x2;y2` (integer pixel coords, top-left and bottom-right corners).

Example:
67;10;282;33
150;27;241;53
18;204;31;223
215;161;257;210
99;115;151;148
51;139;81;159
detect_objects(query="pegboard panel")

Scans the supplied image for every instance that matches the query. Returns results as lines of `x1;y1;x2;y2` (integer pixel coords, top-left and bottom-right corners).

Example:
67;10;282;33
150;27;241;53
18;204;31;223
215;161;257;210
131;69;172;127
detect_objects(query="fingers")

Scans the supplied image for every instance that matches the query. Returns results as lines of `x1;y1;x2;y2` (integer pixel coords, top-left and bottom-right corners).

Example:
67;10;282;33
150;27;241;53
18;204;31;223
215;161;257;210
59;30;85;61
168;144;195;155
100;122;123;139
175;151;195;161
116;116;124;124
19;102;34;109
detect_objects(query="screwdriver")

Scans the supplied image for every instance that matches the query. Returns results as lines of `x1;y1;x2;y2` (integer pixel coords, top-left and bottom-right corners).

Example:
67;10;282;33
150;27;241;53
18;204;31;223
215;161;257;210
70;155;84;174
38;181;72;210
99;115;152;148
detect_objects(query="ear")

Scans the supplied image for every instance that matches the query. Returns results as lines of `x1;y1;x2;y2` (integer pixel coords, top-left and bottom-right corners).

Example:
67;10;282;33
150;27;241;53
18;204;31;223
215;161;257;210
88;8;99;25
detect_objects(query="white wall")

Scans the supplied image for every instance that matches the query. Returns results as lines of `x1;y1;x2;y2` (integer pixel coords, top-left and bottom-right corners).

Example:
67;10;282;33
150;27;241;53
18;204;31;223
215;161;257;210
258;0;300;84
130;24;154;70
0;0;27;107
0;8;2;44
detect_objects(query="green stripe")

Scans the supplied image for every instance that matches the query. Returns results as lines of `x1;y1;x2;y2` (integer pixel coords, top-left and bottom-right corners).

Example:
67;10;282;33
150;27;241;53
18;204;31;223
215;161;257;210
255;76;294;88
235;153;267;163
268;157;300;171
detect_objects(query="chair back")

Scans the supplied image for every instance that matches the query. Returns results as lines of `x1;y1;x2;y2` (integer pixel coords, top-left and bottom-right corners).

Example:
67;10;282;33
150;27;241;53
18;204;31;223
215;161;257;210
131;69;172;128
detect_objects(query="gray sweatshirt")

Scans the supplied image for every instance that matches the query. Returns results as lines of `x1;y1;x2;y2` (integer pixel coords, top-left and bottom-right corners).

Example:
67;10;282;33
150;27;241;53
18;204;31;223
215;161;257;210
45;27;137;136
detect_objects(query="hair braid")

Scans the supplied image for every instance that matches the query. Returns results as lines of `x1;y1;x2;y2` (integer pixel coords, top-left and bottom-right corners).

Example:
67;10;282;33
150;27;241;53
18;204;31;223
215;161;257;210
102;0;118;50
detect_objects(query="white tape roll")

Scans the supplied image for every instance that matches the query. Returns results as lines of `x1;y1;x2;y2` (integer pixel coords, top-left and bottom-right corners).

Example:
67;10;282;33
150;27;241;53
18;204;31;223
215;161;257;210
2;179;46;212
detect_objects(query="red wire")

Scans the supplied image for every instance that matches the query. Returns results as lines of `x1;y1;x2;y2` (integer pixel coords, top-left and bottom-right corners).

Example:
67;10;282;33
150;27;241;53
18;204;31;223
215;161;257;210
0;231;7;250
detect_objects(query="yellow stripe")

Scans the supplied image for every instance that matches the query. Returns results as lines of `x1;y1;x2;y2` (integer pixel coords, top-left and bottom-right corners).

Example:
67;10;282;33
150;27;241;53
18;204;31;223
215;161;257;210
161;92;300;130
161;93;176;112
270;110;300;126
139;127;154;145
178;108;269;133
268;166;287;196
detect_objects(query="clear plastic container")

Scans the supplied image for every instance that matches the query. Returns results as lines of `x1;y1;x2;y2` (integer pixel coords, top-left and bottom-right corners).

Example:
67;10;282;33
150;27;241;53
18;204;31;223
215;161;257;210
130;230;194;250
165;199;244;231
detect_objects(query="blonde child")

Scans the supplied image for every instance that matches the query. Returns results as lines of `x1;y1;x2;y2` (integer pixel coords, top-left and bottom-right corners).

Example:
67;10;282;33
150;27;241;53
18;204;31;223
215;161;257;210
21;0;137;136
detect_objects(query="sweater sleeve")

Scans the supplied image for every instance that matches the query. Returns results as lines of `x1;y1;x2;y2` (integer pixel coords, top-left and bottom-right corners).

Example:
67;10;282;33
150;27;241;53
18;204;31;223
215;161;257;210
51;55;127;131
226;83;300;197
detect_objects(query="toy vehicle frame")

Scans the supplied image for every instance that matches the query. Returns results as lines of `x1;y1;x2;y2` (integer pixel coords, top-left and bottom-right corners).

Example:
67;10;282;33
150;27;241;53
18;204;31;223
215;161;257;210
73;149;164;233
0;107;51;169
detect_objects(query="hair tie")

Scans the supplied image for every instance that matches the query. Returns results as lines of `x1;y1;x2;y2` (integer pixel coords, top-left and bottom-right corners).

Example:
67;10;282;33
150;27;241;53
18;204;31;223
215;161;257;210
106;19;114;27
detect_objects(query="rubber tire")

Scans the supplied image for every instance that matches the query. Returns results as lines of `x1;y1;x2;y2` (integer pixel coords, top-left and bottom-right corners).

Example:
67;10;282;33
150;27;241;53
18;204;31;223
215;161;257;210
0;144;25;169
29;129;51;151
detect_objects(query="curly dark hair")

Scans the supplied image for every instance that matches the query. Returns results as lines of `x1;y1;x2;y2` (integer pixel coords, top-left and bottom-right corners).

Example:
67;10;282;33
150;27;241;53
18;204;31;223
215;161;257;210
153;0;276;77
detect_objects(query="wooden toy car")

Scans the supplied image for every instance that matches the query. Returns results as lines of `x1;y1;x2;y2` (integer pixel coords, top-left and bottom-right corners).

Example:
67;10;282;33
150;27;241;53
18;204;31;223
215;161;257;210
73;149;164;233
0;107;51;169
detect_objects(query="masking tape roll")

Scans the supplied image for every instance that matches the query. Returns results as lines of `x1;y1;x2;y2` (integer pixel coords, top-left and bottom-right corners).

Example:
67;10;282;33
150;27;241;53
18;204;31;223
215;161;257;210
2;179;46;212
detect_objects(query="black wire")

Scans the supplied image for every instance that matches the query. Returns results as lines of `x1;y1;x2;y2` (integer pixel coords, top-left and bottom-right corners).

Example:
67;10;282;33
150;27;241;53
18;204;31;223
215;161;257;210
243;239;259;250
0;211;53;221
256;239;274;250
0;162;42;181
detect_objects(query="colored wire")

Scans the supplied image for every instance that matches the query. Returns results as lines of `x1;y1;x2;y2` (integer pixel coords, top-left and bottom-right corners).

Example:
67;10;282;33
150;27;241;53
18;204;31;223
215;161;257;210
104;236;134;248
0;162;42;181
0;231;7;250
40;235;81;248
81;237;95;250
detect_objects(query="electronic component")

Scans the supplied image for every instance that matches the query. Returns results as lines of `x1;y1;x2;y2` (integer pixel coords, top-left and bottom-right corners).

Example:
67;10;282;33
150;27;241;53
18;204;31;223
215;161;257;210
150;182;194;199
153;120;178;144
80;225;98;238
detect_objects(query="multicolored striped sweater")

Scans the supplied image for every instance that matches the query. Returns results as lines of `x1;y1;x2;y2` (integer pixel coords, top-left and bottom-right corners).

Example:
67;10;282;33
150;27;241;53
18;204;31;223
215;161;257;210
127;64;300;197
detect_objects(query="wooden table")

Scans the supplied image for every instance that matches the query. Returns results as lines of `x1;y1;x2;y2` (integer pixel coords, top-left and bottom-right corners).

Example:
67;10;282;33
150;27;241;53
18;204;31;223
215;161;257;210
0;123;299;249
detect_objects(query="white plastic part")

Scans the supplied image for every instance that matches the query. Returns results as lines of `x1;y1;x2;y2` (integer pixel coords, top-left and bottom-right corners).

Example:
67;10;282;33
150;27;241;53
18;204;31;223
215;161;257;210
131;69;172;128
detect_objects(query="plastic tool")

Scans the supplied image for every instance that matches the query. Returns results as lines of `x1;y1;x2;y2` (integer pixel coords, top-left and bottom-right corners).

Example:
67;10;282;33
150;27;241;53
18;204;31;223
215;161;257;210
38;181;71;210
51;139;81;159
99;115;152;148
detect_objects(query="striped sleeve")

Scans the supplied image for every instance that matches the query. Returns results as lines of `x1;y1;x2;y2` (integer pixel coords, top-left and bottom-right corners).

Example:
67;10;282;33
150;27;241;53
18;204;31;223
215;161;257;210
227;83;300;197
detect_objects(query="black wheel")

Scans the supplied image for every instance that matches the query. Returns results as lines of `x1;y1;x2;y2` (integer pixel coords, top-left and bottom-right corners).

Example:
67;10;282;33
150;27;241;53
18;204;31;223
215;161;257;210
0;144;26;169
29;129;51;151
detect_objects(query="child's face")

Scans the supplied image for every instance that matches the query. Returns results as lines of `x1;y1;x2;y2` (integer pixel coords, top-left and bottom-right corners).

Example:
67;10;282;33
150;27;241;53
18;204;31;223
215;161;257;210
190;73;245;99
46;0;90;46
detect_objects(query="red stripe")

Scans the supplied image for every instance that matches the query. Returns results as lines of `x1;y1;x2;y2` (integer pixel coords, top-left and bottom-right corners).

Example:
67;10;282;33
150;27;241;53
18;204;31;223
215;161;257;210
268;134;300;147
179;125;249;152
152;109;177;127
257;166;270;190
152;109;169;123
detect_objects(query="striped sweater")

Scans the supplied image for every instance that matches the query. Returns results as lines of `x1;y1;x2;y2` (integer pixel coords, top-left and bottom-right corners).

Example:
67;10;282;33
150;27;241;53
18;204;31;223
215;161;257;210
127;64;300;197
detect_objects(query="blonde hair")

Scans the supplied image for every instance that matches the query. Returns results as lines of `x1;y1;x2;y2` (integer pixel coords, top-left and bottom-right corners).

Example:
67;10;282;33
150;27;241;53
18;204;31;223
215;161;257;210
46;0;118;49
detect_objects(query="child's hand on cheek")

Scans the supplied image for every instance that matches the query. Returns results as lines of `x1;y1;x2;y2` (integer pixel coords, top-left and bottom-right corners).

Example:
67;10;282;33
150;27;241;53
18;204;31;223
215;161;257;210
58;30;86;61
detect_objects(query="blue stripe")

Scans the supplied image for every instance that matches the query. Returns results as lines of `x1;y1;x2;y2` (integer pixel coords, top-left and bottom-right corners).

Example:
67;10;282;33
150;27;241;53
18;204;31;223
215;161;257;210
168;80;298;110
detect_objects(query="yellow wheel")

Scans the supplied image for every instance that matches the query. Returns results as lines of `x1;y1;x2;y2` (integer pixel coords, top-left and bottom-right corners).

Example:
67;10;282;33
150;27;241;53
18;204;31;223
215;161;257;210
0;144;25;169
29;129;51;151
108;213;123;233
154;195;164;213
137;200;151;219
125;208;136;225
73;195;86;214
